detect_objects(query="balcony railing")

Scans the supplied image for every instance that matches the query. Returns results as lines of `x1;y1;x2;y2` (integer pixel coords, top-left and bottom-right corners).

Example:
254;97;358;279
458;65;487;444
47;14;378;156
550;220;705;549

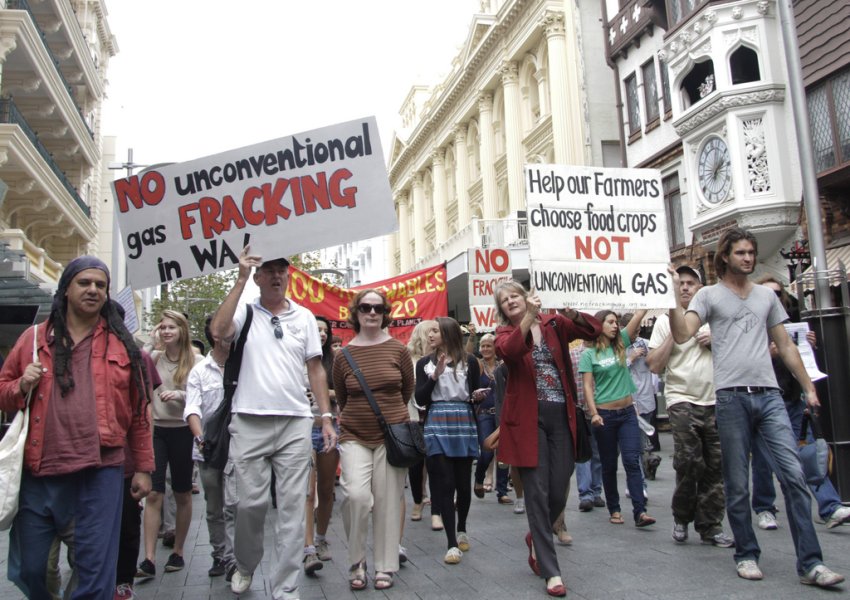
0;97;90;217
6;0;94;139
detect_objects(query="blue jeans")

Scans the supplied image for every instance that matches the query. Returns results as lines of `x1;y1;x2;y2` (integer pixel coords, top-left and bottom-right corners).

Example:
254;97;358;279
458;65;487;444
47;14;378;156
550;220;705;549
576;416;602;503
715;388;823;574
593;407;646;520
751;398;843;521
475;412;509;497
9;466;124;599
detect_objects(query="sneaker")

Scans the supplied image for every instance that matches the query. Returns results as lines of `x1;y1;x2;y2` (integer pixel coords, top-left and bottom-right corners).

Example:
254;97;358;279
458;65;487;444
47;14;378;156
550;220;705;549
702;531;734;548
231;570;253;594
135;559;155;580
593;496;606;508
164;553;184;573
800;564;845;587
208;558;226;577
514;499;526;514
303;552;323;575
114;583;135;599
399;544;408;564
457;532;470;552
736;560;764;581
672;522;688;543
826;506;850;529
444;547;462;564
316;539;332;561
431;514;444;530
579;499;594;512
757;511;778;530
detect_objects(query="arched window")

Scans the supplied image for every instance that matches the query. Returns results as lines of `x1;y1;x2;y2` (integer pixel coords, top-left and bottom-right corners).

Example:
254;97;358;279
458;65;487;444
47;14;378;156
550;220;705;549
730;46;761;85
681;59;716;108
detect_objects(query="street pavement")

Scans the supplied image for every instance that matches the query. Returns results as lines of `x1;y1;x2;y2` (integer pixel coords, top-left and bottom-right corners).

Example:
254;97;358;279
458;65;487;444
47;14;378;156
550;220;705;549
2;431;849;599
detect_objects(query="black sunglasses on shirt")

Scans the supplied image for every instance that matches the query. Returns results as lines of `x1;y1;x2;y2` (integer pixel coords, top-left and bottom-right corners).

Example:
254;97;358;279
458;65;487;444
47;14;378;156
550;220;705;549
271;316;283;339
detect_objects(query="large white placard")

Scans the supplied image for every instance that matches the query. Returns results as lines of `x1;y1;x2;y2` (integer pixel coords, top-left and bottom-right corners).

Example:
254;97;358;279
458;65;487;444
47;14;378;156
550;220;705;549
468;248;512;331
525;164;674;310
111;117;396;289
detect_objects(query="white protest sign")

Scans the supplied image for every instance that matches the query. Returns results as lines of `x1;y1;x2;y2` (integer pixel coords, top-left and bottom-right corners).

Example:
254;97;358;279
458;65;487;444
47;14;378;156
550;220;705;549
114;285;139;333
111;117;396;289
468;248;512;331
525;164;674;310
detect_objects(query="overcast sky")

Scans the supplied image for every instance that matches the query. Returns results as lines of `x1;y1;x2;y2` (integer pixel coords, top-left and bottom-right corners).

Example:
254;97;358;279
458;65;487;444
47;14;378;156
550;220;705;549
101;1;480;169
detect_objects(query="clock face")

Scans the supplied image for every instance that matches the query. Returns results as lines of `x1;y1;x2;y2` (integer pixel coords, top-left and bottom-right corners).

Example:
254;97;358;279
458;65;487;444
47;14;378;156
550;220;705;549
697;136;732;204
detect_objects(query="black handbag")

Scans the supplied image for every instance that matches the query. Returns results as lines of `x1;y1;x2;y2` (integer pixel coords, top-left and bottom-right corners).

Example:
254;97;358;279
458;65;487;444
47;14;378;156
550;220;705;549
575;412;593;464
203;305;253;470
341;347;426;468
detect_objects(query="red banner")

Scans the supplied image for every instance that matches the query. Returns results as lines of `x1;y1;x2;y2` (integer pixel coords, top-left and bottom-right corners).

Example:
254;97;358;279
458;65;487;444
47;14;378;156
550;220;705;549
286;263;448;344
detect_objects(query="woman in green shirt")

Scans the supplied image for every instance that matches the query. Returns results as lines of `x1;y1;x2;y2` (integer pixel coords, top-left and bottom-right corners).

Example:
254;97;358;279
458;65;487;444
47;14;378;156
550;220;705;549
579;309;655;527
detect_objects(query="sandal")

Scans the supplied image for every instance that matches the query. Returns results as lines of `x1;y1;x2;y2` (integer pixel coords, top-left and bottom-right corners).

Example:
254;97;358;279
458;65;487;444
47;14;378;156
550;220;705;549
349;562;367;590
483;483;493;492
609;512;625;525
636;513;657;528
374;572;393;590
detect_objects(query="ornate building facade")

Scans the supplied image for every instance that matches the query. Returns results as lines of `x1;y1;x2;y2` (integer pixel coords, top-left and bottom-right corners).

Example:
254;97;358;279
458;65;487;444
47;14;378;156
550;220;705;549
0;0;115;340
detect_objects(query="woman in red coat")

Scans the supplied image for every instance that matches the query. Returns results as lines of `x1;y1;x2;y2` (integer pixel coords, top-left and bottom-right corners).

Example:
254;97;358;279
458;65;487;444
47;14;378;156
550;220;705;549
494;281;601;597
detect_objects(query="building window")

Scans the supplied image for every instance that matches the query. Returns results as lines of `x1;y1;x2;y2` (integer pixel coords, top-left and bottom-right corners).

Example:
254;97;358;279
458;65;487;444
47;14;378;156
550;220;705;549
807;68;850;174
730;46;761;85
660;60;672;117
681;60;715;109
667;0;703;29
642;60;660;126
663;174;685;249
625;73;641;138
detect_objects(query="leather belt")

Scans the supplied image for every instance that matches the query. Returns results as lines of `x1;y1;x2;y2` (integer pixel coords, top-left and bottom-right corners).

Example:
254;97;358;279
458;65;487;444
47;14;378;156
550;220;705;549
718;386;776;394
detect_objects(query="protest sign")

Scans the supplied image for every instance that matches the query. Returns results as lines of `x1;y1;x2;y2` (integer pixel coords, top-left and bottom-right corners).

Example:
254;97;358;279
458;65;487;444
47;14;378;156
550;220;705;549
111;117;396;289
286;263;448;345
468;248;512;331
114;285;139;333
525;164;674;310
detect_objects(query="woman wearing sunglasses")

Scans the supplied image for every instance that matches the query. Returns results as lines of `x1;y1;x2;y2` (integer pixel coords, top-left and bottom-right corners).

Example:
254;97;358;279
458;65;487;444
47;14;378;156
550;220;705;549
332;289;415;591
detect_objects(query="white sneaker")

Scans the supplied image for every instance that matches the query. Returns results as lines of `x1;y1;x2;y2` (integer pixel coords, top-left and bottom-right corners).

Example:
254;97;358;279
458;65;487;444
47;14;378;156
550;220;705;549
800;564;845;587
756;511;778;530
514;499;526;514
826;506;850;529
457;532;470;552
231;570;252;594
444;547;462;564
736;560;764;580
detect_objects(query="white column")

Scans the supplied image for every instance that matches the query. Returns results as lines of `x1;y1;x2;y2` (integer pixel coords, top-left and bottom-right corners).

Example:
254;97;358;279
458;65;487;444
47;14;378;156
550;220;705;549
501;60;525;214
454;125;471;228
543;10;583;165
432;150;448;245
412;175;426;262
478;93;498;220
397;192;411;273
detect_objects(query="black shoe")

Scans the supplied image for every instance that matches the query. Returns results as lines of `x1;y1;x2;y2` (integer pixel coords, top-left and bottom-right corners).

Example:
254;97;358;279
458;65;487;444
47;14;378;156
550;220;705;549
593;496;606;508
208;558;226;577
135;559;155;580
579;499;594;512
646;454;661;480
161;530;175;548
225;563;237;582
164;553;185;573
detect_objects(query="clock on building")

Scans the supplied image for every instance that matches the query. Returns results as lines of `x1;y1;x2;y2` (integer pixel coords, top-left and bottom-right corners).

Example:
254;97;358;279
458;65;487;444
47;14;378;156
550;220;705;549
697;136;732;204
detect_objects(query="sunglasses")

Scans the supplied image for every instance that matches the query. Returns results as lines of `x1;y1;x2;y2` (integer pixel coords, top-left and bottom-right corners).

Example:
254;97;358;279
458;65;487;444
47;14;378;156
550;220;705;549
357;303;387;315
271;316;283;339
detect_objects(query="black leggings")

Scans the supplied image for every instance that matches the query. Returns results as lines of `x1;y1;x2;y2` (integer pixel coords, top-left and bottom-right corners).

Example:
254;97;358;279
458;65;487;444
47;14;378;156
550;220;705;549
425;455;473;549
408;459;425;504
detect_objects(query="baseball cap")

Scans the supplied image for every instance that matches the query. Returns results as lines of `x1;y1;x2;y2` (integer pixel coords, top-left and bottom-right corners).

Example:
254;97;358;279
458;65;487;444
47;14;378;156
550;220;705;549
676;264;702;283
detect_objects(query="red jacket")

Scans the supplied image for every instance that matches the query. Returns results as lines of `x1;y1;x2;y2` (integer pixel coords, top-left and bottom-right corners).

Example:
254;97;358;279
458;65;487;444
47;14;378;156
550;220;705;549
0;319;154;474
495;312;601;467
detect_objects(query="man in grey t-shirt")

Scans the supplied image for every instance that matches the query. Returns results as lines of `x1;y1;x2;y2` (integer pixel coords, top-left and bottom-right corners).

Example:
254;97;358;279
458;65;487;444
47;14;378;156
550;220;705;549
667;228;843;588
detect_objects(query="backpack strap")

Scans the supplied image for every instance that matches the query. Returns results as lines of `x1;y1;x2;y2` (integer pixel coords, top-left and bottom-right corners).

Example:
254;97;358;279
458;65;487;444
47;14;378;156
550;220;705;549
222;305;253;403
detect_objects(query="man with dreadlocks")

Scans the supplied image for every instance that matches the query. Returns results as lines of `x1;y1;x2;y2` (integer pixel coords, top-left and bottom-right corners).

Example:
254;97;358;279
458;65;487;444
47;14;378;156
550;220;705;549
0;256;154;599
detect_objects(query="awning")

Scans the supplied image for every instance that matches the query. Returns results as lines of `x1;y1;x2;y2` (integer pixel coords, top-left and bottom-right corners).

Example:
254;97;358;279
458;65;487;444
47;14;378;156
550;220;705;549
797;240;850;291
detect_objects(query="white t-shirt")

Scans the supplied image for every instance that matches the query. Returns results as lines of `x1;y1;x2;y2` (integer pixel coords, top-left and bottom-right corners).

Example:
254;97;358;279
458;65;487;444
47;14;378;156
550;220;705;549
648;314;715;407
230;298;321;417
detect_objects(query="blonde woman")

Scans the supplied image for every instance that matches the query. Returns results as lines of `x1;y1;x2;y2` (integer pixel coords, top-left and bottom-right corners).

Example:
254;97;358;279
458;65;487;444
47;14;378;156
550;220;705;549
138;310;202;578
407;320;437;526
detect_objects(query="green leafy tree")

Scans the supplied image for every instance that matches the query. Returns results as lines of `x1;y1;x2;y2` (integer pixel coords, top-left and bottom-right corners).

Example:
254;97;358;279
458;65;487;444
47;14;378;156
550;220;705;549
144;269;238;346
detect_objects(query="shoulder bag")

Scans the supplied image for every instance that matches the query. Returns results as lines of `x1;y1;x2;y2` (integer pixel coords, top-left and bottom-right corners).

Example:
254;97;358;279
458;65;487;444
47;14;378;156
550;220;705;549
341;347;426;468
0;324;38;530
203;305;253;470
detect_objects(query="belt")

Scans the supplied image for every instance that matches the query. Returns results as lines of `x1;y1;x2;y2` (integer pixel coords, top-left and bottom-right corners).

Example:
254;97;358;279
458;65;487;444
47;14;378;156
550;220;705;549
718;386;776;394
597;406;634;416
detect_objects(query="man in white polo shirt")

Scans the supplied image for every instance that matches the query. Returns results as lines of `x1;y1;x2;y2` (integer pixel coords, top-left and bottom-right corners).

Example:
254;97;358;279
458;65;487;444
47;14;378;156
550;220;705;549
211;248;337;599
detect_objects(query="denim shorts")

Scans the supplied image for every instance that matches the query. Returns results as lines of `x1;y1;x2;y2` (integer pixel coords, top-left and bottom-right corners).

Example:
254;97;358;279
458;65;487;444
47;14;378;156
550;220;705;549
311;423;340;453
